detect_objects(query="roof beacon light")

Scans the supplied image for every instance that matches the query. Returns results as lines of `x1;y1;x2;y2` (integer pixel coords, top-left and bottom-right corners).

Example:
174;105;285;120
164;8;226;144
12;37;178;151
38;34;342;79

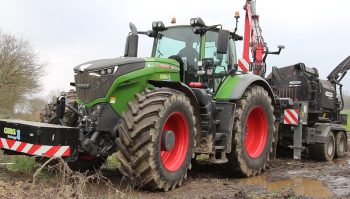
235;11;240;19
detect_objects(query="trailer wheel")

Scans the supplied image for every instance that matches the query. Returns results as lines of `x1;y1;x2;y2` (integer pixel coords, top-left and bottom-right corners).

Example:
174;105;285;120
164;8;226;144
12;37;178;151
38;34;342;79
116;88;197;191
226;85;274;177
309;132;335;161
335;131;347;158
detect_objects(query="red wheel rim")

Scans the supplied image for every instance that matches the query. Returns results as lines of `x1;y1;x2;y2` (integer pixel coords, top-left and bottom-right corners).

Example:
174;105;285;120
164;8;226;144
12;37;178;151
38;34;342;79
244;106;268;158
161;112;189;172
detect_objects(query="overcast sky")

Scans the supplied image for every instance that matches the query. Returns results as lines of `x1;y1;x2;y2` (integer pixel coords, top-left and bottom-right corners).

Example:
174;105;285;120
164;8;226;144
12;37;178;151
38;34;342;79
0;0;349;97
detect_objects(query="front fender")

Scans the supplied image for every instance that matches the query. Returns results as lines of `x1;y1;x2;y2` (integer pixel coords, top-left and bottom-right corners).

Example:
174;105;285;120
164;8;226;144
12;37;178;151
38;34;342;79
148;80;200;113
214;74;275;103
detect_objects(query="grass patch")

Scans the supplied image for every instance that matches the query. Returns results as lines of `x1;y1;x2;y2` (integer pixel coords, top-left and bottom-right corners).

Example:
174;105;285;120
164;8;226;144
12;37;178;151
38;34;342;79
0;152;51;178
105;153;120;170
5;155;37;173
342;109;350;131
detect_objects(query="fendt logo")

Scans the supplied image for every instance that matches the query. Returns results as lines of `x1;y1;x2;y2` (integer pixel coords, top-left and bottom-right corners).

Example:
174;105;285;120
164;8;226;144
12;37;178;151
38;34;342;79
3;127;21;140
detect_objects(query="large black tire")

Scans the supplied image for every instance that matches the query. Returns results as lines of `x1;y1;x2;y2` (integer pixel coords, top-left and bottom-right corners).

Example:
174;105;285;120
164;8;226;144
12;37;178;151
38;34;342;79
335;131;347;158
116;88;197;191
39;89;106;171
226;85;274;177
309;132;335;161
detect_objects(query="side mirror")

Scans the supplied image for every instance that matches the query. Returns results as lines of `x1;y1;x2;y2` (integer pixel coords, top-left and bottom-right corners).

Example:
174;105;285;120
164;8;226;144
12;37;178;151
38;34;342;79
217;29;229;54
278;45;285;49
124;22;139;57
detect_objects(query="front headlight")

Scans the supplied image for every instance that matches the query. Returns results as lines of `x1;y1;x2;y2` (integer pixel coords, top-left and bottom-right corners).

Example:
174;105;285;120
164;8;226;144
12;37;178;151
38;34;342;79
89;66;118;77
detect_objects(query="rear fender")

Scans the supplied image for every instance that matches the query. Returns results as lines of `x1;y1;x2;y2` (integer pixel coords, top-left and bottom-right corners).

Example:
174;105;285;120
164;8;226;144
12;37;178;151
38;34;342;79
215;74;275;103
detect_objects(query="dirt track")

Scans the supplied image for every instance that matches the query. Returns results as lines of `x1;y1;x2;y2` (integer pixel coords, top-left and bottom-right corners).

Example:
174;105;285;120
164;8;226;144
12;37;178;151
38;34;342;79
0;136;349;199
100;136;350;199
112;153;350;199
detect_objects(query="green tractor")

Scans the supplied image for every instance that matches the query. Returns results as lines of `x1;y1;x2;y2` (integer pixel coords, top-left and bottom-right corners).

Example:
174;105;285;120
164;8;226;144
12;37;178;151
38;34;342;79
63;18;276;190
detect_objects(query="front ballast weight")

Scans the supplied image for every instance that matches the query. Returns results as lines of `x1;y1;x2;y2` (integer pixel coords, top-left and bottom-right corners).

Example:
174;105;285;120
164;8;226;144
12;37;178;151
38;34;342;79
0;119;79;161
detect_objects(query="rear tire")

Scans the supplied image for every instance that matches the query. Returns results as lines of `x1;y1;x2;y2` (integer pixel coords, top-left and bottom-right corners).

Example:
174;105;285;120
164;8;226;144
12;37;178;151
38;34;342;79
226;85;274;177
116;88;197;191
309;132;335;161
40;89;78;126
335;131;347;158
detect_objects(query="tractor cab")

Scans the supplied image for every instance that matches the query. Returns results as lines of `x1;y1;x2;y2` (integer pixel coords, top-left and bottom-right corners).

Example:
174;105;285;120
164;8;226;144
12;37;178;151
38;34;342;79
151;25;237;90
126;18;242;92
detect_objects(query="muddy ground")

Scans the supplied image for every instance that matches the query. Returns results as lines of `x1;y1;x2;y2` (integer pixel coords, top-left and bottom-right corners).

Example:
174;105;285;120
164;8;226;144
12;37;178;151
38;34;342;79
0;135;349;199
124;153;350;199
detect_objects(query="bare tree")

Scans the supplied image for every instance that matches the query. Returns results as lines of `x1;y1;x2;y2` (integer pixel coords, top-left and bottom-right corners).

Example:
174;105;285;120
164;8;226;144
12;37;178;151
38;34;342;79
0;30;45;118
14;97;47;122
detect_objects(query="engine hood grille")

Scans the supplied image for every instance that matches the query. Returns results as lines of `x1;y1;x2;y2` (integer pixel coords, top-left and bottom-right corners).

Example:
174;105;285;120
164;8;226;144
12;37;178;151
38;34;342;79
74;58;145;104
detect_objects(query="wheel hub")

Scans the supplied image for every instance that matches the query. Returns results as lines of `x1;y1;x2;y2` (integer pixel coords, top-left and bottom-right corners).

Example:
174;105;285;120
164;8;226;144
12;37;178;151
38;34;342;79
162;130;175;152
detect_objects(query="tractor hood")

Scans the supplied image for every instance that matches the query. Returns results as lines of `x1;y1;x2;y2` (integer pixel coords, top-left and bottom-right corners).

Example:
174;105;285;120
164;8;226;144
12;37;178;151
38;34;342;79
74;57;145;72
74;57;146;104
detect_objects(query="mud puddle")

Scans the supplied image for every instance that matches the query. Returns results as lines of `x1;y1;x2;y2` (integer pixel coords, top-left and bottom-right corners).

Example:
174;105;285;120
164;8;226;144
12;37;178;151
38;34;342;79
239;175;332;198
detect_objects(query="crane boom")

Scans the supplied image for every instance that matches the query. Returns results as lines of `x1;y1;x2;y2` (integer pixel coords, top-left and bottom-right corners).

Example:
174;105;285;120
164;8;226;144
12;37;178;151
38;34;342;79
238;0;283;77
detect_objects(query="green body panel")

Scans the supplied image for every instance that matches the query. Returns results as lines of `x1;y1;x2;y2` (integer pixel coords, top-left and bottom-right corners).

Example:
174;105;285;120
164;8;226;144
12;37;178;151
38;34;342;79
78;58;180;115
214;75;242;100
199;35;206;58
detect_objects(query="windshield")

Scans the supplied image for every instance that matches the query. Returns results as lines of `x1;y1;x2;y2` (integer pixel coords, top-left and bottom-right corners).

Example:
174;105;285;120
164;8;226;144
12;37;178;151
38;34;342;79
204;30;230;91
154;27;200;71
204;31;228;72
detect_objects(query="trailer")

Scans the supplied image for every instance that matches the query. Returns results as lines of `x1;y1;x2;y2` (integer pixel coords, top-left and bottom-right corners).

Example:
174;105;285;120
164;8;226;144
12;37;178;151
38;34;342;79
270;60;349;160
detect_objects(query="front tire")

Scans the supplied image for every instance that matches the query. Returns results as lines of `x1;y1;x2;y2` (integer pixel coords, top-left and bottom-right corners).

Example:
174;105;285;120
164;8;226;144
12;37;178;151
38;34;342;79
226;85;274;177
116;88;197;191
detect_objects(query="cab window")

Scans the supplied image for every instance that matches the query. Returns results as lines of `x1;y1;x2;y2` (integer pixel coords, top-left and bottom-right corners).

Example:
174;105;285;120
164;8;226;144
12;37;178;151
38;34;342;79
204;31;229;90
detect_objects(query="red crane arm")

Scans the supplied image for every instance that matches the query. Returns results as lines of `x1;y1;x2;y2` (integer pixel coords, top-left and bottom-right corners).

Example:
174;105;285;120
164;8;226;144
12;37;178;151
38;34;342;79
239;0;267;76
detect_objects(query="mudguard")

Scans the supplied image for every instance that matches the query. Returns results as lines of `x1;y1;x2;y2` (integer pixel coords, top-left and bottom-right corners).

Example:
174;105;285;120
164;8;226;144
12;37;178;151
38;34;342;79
215;74;275;103
147;80;200;113
314;123;346;143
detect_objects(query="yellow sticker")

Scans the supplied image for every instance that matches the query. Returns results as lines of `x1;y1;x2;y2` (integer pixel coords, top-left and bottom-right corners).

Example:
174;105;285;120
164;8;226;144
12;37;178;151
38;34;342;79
110;96;116;104
4;127;17;135
160;74;170;80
